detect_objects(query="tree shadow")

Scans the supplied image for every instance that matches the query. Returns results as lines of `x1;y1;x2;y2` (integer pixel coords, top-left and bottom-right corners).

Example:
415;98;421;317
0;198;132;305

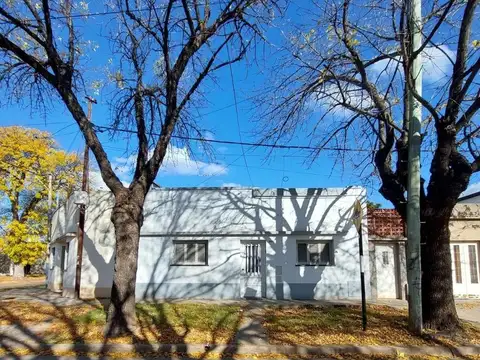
0;287;250;359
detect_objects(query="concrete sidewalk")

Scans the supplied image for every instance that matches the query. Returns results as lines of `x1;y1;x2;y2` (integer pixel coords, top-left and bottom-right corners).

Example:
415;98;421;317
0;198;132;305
1;342;480;358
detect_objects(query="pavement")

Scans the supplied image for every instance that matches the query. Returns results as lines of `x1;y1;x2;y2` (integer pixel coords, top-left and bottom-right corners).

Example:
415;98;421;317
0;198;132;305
0;277;46;290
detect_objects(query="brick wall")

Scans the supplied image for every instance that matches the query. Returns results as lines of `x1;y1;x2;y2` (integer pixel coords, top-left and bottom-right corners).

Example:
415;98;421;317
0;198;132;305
367;208;405;237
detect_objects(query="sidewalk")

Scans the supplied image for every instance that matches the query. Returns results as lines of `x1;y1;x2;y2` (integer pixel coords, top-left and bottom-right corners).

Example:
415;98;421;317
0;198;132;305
1;341;480;358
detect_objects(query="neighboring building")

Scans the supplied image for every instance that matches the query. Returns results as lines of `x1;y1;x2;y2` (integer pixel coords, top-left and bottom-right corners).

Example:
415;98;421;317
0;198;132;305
47;187;369;301
369;199;480;299
458;191;480;204
0;254;12;275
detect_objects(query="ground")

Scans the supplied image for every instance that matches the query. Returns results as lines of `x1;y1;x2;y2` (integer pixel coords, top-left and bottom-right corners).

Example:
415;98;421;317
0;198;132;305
0;274;45;288
1;287;480;359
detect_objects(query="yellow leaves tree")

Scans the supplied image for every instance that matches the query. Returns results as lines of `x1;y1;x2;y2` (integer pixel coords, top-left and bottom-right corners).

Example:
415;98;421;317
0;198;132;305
0;126;82;275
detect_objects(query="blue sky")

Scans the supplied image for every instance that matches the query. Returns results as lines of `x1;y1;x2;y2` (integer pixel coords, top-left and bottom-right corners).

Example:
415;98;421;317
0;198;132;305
1;1;479;208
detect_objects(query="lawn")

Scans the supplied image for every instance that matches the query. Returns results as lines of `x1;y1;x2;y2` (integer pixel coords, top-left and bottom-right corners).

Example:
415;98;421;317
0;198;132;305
262;304;480;347
0;301;243;345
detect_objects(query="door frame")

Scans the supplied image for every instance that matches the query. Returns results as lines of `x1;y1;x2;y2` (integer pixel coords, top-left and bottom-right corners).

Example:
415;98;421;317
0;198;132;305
374;241;402;299
451;242;480;297
240;240;267;298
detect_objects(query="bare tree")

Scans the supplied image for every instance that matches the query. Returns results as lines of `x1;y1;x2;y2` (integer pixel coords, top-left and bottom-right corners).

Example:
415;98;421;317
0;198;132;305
260;0;479;331
0;0;279;336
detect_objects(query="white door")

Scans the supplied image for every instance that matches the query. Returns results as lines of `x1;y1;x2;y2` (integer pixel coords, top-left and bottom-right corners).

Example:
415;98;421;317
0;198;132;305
451;243;480;297
241;242;265;298
375;244;398;298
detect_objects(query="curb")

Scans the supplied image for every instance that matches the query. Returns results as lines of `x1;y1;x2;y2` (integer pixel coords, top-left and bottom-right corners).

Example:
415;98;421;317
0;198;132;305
2;343;480;357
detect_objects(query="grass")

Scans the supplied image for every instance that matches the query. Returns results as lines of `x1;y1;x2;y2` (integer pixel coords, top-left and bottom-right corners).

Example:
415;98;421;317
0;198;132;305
0;301;99;325
262;304;480;346
42;302;243;344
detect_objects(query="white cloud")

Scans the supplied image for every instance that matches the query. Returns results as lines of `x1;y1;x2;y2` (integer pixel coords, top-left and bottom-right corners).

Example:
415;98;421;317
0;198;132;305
422;45;456;83
89;170;130;191
369;45;456;83
88;145;227;192
203;131;215;141
114;145;228;178
312;82;373;116
222;182;244;187
160;145;227;176
89;170;109;191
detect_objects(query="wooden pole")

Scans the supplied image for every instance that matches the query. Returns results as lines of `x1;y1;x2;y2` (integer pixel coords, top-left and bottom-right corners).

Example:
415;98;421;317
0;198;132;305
75;96;96;299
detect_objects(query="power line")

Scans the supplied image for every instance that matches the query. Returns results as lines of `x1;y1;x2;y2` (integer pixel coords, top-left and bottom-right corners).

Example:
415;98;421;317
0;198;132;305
225;31;253;187
93;124;373;152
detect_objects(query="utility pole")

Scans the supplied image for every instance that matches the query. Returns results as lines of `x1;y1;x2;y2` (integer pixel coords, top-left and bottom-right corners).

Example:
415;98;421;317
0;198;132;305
406;0;423;335
75;96;96;299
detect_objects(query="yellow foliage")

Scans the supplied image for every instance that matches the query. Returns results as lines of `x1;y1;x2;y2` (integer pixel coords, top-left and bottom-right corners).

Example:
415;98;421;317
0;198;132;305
0;126;82;265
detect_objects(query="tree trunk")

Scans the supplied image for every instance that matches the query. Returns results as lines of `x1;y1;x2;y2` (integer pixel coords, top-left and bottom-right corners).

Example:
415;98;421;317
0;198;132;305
12;263;25;278
421;213;459;330
105;191;144;337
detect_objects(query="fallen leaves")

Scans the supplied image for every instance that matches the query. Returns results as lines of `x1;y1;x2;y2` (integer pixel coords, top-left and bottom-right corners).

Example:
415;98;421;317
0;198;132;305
262;304;480;347
41;302;243;345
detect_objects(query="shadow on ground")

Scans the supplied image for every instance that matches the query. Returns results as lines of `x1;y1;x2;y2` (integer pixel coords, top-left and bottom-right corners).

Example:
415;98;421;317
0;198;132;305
0;286;259;359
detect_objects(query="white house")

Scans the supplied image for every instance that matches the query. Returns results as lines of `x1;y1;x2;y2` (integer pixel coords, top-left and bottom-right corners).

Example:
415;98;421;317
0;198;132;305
47;187;369;301
369;191;480;299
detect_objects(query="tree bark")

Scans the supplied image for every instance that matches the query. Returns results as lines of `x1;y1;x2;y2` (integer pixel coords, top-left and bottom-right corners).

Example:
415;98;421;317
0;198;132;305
105;190;145;337
421;211;460;330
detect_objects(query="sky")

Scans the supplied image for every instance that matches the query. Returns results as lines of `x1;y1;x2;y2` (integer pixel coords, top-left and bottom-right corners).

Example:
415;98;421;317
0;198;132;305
1;1;479;208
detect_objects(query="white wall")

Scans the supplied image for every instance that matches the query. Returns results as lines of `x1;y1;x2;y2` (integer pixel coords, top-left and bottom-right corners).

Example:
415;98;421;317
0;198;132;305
62;237;77;298
47;243;63;292
53;187;369;300
51;197;79;240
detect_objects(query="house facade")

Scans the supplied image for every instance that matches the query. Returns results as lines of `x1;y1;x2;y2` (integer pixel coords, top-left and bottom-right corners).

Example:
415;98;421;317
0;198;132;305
47;187;369;301
369;192;480;299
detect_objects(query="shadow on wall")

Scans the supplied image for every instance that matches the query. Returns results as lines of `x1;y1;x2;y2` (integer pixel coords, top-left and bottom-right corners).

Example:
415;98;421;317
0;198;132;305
221;187;362;300
81;187;365;301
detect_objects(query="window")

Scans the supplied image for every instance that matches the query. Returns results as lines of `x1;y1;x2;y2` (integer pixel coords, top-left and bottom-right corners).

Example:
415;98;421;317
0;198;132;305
297;241;331;266
244;243;261;274
64;244;69;270
50;247;56;270
172;241;208;265
453;245;462;284
468;245;479;284
382;251;389;265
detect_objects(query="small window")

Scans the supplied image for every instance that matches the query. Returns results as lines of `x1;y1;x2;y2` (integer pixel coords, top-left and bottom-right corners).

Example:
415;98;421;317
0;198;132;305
50;247;56;270
382;251;389;265
172;241;208;265
297;241;331;266
468;245;479;284
64;243;69;270
453;245;462;284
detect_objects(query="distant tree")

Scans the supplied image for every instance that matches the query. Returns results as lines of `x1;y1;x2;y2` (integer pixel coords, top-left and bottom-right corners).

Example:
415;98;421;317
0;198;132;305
0;0;280;336
367;201;381;210
260;0;479;330
0;126;81;277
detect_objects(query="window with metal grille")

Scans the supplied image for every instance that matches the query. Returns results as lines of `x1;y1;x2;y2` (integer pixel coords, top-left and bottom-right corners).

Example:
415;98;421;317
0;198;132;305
172;241;208;265
244;244;261;274
382;251;389;265
453;245;462;284
297;241;331;266
468;245;479;284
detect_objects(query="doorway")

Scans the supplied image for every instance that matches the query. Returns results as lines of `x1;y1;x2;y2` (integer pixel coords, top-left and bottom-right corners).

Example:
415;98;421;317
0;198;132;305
241;241;266;298
451;243;480;297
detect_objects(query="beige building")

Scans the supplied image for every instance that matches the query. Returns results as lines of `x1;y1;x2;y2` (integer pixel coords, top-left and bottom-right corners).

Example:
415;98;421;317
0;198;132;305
369;191;480;299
